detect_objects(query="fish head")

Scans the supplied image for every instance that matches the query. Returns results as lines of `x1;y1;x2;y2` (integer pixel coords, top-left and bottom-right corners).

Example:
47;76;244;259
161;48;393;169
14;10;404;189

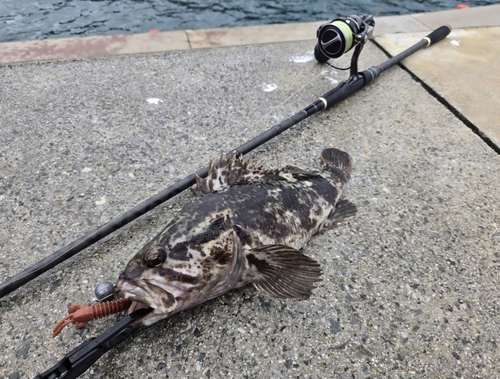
114;242;177;326
115;226;244;326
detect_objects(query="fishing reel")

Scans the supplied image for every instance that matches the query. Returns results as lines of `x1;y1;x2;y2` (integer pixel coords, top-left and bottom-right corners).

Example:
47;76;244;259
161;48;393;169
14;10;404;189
314;14;375;76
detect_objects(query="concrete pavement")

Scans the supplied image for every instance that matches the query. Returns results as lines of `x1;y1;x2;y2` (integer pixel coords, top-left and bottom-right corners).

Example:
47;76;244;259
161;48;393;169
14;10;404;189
1;5;499;379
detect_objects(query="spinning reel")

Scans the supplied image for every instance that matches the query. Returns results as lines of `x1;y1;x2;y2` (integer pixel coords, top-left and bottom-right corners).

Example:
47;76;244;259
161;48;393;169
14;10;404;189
314;14;375;77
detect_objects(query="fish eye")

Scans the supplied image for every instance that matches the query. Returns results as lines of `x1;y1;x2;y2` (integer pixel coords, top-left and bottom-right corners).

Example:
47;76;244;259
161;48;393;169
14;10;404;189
143;246;167;268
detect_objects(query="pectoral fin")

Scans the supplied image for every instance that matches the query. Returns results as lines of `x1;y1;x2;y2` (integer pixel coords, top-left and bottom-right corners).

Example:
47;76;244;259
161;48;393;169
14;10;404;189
245;245;322;300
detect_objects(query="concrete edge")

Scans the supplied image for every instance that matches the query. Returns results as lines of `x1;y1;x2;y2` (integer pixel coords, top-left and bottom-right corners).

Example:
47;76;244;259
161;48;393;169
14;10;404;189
0;4;499;65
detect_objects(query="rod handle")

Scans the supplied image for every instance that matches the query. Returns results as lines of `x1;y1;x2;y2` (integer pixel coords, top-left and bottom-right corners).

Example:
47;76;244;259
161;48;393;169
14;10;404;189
424;25;452;46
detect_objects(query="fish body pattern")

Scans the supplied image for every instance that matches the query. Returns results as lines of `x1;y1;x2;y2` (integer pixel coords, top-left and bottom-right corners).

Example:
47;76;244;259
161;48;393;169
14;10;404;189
115;148;357;326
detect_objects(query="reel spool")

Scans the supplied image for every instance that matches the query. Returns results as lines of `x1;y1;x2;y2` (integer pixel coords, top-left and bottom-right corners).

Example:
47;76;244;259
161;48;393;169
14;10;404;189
315;14;375;64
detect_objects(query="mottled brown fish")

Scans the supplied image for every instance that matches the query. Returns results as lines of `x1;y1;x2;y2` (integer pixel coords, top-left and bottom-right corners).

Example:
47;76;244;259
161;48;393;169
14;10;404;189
115;148;357;326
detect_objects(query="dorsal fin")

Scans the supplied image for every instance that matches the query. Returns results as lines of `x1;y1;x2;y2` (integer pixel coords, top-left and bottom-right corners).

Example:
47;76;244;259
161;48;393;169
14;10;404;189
194;154;265;194
193;154;329;195
267;165;324;182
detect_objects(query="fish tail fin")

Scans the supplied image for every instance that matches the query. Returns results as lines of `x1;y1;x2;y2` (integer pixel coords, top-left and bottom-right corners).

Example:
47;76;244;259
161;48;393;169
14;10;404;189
320;148;352;181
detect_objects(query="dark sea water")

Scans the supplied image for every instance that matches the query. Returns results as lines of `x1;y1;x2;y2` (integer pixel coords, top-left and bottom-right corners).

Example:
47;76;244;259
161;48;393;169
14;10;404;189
0;0;498;43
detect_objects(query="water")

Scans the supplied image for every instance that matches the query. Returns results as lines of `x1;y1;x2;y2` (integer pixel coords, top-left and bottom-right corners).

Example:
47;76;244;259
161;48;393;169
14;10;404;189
0;0;497;43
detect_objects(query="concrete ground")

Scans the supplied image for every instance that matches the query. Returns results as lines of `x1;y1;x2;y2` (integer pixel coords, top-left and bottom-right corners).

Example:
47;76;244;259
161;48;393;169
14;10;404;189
1;5;499;379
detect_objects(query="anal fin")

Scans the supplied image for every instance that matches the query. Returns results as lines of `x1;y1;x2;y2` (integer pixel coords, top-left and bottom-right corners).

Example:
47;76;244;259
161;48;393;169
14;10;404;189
320;199;357;232
245;245;322;300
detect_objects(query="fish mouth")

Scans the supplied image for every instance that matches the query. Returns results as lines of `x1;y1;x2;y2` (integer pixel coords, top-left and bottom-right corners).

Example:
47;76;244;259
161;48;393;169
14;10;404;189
115;278;177;326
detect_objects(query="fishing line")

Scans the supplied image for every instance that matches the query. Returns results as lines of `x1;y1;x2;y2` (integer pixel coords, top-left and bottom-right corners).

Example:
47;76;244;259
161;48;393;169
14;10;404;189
185;49;339;155
264;60;331;116
325;61;351;71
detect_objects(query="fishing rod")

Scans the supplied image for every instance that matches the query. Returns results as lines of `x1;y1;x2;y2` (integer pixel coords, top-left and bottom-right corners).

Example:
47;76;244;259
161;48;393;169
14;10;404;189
0;17;451;301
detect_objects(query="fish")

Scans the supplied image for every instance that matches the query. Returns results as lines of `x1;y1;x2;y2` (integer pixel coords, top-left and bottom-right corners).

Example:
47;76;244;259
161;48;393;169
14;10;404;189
115;148;357;327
